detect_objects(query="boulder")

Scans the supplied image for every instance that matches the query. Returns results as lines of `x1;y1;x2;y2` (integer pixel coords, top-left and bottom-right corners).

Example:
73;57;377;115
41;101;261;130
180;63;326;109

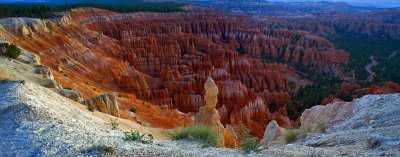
34;65;54;79
82;93;120;117
366;135;400;148
300;101;353;132
16;49;41;65
38;78;62;89
261;120;284;147
52;88;84;102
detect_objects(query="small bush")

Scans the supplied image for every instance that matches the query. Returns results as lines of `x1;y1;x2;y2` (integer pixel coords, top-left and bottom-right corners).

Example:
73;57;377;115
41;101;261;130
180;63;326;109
48;27;53;34
87;105;94;112
81;145;115;155
282;128;307;144
4;43;21;59
100;146;116;155
108;118;119;130
240;135;263;153
316;122;326;133
124;131;144;141
169;125;220;147
124;131;154;144
239;125;263;153
129;107;137;113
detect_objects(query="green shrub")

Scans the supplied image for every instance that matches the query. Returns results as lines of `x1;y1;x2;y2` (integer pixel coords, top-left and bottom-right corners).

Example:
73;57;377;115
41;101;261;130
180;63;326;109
108;118;119;130
124;130;144;141
129;107;137;113
87;105;94;112
81;145;115;155
238;125;263;153
4;43;21;59
316;122;326;133
124;131;154;144
0;2;186;19
282;128;307;144
100;146;116;155
240;135;263;153
169;125;220;147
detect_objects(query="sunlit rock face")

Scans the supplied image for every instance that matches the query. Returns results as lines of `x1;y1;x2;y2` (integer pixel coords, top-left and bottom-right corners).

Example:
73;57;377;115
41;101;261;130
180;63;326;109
0;7;350;137
195;77;225;146
82;93;120;117
261;120;284;147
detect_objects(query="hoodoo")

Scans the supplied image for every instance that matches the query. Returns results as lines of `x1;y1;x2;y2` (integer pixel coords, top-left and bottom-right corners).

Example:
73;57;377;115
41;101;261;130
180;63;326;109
1;1;400;156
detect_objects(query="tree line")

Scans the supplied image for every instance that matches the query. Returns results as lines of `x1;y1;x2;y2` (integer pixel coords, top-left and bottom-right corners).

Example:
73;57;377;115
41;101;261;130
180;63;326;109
0;2;186;19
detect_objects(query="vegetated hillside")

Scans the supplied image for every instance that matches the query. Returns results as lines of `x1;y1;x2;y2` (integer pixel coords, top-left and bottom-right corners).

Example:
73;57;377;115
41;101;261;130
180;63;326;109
0;1;186;19
0;5;353;138
245;9;400;115
257;9;400;84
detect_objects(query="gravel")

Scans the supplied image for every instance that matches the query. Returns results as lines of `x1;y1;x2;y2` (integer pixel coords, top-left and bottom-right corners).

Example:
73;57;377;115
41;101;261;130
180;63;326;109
0;81;246;156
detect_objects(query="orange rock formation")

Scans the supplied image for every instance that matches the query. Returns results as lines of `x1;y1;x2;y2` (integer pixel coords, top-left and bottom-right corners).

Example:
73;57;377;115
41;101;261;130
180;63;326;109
0;7;350;138
195;77;229;147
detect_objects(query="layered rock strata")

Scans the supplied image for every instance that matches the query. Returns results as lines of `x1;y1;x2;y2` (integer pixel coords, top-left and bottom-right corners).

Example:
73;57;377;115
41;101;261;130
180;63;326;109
82;93;120;117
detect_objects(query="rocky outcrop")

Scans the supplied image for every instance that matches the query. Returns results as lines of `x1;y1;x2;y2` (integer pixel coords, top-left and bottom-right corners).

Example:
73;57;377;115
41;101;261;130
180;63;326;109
293;94;400;156
52;88;84;102
38;78;62;89
302;94;400;132
82;93;120;117
261;120;284;147
301;101;353;132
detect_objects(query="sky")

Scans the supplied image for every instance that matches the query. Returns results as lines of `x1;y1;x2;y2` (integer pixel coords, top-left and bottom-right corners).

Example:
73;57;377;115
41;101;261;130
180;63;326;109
268;0;400;8
1;0;400;8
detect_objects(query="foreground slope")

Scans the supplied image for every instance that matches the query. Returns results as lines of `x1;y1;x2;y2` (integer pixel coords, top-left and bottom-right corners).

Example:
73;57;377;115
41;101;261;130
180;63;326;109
0;81;241;156
1;75;399;156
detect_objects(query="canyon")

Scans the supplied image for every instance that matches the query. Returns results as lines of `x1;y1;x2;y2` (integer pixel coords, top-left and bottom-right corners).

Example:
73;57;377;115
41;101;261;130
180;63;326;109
0;6;352;138
0;2;400;156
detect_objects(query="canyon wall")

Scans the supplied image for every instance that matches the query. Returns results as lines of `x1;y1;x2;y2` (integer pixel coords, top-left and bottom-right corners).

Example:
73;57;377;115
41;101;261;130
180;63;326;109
0;7;350;137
